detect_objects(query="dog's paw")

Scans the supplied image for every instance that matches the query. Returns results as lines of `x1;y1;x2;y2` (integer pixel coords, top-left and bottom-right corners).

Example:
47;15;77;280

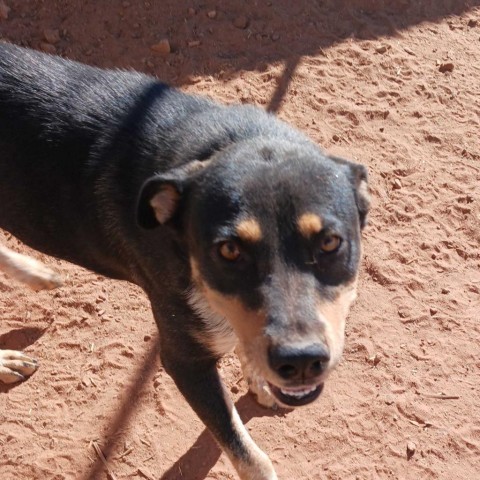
0;245;62;291
13;258;62;291
24;267;62;291
246;374;278;409
0;350;38;384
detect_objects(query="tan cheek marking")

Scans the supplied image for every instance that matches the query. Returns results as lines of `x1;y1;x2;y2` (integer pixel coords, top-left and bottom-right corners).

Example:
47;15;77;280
202;285;265;341
190;259;266;343
316;283;358;367
297;213;323;238
236;219;262;243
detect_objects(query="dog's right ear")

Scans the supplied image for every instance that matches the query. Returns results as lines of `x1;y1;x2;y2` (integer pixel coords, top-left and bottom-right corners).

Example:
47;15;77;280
136;161;207;229
328;156;371;230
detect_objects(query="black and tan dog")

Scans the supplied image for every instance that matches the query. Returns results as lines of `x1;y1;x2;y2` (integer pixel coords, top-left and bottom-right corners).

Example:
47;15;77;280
0;43;369;479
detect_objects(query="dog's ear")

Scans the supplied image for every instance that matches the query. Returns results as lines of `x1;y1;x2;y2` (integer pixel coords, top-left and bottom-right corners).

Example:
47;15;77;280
137;161;207;229
329;156;371;229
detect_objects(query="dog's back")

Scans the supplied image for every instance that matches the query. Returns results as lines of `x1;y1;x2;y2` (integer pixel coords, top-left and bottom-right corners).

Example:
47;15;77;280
0;44;155;277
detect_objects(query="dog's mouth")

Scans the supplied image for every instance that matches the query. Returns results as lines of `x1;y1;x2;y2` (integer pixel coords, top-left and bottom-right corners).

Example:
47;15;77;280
267;382;324;407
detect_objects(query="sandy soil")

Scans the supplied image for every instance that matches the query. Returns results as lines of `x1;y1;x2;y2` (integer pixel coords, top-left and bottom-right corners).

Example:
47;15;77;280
1;1;479;479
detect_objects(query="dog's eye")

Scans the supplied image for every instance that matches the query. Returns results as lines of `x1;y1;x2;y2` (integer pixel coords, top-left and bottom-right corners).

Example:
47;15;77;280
318;234;342;253
218;241;242;262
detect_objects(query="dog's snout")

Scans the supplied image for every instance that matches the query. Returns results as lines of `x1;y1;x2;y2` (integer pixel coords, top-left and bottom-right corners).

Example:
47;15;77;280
268;343;330;381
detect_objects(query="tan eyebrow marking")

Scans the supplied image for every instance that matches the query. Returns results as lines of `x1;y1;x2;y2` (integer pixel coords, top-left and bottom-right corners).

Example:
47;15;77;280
236;219;262;243
297;213;323;238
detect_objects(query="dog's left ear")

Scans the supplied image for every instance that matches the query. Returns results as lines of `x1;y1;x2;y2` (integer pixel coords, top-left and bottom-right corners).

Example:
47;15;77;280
329;156;371;229
136;161;206;229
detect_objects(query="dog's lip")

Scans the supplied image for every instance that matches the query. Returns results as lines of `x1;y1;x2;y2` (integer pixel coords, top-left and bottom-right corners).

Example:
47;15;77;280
267;381;324;407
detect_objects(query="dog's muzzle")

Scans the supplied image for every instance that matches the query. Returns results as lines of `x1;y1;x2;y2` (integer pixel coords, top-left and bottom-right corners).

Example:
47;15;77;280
267;342;330;407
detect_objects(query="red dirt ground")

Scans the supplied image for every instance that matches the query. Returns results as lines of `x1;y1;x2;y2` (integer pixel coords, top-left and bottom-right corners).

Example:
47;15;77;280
1;1;479;479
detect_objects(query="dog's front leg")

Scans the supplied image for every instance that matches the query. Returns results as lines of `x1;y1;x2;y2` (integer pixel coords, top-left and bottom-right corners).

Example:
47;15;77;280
162;355;277;480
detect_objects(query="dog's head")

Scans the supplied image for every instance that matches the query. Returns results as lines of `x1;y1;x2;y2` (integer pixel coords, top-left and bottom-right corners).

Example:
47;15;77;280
137;137;369;408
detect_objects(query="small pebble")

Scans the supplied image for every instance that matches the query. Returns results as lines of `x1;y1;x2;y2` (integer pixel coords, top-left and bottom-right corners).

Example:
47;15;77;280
441;288;450;294
207;10;217;19
393;178;402;190
188;40;201;47
467;19;477;28
233;15;249;29
438;62;454;73
397;305;410;318
150;39;170;56
144;334;152;342
231;385;239;394
407;441;417;459
188;7;196;16
271;33;280;41
367;354;381;366
429;308;437;316
375;45;388;54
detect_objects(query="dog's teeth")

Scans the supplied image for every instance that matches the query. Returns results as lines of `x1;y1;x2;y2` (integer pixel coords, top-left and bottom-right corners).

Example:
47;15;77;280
280;386;317;398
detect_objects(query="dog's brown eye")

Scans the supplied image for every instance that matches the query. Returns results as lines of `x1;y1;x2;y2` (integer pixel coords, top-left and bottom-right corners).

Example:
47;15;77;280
319;234;342;253
218;241;241;262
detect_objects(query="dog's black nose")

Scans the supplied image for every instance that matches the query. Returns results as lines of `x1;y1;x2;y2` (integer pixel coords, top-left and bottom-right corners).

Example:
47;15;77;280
268;343;330;381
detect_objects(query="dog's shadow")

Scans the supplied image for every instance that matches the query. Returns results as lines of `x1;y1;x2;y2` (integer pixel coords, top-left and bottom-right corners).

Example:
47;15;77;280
160;393;288;480
0;326;46;393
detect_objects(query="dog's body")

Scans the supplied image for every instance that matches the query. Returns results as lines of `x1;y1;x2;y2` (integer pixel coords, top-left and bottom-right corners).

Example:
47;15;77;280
0;43;369;479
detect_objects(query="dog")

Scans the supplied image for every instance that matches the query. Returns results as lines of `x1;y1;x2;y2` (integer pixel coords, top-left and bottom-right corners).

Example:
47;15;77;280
0;243;61;383
0;43;369;479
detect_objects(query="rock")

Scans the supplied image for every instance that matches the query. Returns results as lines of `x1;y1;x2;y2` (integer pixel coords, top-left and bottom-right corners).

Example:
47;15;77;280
441;288;450;294
0;1;10;20
407;441;416;459
397;305;411;318
188;7;196;16
393;178;402;190
231;385;239;394
429;308;437;316
150;39;170;56
39;42;57;55
368;353;381;366
207;10;217;19
439;62;454;73
144;334;152;342
271;33;280;41
188;40;201;47
467;19;477;28
233;15;249;29
375;45;388;54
